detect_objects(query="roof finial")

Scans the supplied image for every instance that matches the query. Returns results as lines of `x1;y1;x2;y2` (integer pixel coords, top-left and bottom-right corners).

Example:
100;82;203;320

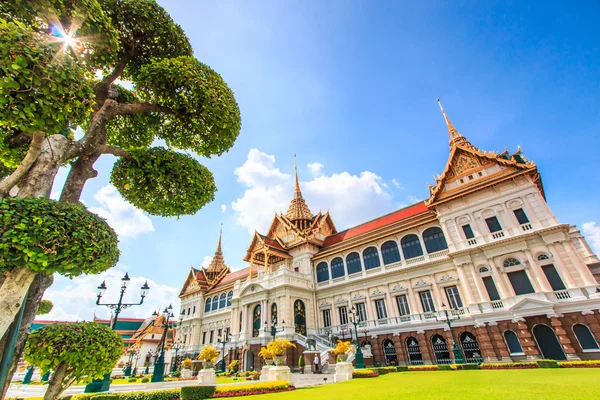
437;98;467;146
293;154;302;199
217;223;222;252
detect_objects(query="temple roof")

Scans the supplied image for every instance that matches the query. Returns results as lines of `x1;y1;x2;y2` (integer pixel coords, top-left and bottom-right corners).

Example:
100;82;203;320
285;155;313;221
207;224;227;273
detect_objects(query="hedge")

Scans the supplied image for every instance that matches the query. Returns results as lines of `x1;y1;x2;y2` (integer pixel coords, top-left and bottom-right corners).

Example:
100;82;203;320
480;362;538;370
408;365;439;371
353;369;379;378
371;366;396;375
180;386;216;400
559;360;600;368
454;364;479;370
213;381;292;398
72;389;180;400
537;359;559;368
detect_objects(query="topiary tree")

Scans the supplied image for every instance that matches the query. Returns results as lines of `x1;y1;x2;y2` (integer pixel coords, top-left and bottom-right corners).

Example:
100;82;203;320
36;300;54;316
25;322;123;400
0;0;241;393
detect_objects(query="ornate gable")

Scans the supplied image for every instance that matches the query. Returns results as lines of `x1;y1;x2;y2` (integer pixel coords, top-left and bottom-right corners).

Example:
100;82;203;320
427;100;543;206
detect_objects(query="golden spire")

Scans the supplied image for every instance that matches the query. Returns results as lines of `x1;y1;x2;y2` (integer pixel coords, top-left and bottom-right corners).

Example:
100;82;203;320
207;224;226;273
437;98;469;147
286;154;313;223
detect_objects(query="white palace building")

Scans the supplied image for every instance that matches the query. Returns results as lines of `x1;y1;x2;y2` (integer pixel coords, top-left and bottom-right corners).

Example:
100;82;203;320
177;102;600;371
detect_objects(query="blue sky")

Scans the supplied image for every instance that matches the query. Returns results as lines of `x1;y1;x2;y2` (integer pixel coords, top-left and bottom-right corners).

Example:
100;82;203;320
43;0;600;321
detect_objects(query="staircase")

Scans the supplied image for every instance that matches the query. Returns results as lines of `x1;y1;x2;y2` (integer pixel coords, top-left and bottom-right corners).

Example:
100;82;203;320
294;333;332;373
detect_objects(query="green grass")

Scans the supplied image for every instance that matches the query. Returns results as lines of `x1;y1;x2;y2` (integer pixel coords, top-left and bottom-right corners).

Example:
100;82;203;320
216;376;239;384
251;369;600;400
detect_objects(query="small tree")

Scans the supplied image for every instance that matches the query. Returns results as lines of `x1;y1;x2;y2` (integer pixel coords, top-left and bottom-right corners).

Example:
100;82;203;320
36;300;54;316
24;322;123;400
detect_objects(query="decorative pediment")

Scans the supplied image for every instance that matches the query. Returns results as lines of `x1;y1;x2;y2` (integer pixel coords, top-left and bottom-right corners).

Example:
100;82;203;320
320;301;331;308
335;297;348;304
413;279;430;288
371;288;385;297
438;274;457;283
352;293;366;300
391;284;407;293
509;297;553;312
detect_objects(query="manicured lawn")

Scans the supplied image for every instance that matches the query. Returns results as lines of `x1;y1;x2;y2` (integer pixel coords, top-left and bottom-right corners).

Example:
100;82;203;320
253;369;600;400
216;376;239;384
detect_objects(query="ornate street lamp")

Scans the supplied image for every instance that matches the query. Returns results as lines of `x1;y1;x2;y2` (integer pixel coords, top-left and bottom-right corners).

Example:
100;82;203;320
151;305;176;382
171;341;182;373
263;319;285;341
123;347;137;377
217;331;230;373
85;274;150;393
348;307;365;369
133;350;141;375
338;325;350;340
436;303;464;364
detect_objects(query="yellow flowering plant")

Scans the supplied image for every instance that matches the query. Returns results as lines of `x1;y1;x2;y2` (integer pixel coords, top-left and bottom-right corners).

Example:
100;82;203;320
333;340;353;355
181;358;193;369
258;346;274;360
267;338;296;356
198;345;219;362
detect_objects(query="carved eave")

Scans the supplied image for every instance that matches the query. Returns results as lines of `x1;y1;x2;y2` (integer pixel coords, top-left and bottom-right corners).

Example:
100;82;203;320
426;143;542;207
243;231;291;266
203;265;230;290
179;267;203;297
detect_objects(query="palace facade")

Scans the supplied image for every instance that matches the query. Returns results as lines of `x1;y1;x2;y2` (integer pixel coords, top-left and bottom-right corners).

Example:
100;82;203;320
177;102;600;371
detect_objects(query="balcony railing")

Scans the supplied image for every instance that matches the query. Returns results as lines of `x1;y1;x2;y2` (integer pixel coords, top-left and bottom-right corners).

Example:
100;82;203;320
467;238;478;246
491;300;504;309
554;290;572;300
521;223;533;231
492;231;505;239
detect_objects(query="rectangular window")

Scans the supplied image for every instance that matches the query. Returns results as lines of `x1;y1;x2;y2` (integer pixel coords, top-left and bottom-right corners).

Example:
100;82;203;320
209;330;214;344
396;295;411;316
513;208;530;225
375;299;388;319
485;216;503;233
355;303;367;322
445;286;464;309
187;307;191;315
202;331;207;345
323;309;331;328
462;224;475;239
339;306;348;325
183;334;187;344
541;264;566;291
217;328;222;339
193;306;196;314
507;270;535;295
226;327;230;338
419;290;436;312
482;276;501;301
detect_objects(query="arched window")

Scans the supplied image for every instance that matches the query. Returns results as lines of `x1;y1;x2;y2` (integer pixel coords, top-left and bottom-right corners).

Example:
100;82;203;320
479;267;489;273
401;234;423;260
346;252;362;275
252;305;261;337
316;262;329;282
331;257;345;279
503;258;521;268
537;254;550;261
363;247;381;270
573;324;600;351
227;291;233;307
271;303;278;325
381;240;401;265
460;332;483;363
431;334;451;364
382;339;397;365
204;299;211;313
219;293;226;309
211;296;218;311
503;330;523;354
406;336;423;365
294;300;306;335
422;227;448;253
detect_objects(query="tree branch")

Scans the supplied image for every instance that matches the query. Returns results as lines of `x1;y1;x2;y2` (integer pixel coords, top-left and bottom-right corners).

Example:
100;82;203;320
0;131;45;199
94;45;135;108
99;145;132;159
112;102;177;116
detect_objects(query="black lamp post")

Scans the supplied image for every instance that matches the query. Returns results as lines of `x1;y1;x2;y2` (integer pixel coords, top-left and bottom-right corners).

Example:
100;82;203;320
263;319;285;341
123;347;136;377
217;331;230;373
171;341;182;373
151;305;175;382
436;303;464;364
133;349;141;375
348;307;365;369
84;274;150;393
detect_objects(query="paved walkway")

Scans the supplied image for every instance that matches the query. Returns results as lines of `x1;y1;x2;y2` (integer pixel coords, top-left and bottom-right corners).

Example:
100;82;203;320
7;373;335;398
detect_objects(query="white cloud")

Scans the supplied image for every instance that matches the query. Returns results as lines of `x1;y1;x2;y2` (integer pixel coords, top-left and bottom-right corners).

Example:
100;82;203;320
582;221;600;255
42;267;180;322
307;162;324;177
221;204;227;213
407;195;420;204
88;185;154;238
231;149;395;234
392;179;402;189
202;256;213;268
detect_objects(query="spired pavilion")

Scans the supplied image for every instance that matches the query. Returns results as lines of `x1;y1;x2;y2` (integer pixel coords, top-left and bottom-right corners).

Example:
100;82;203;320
178;102;600;371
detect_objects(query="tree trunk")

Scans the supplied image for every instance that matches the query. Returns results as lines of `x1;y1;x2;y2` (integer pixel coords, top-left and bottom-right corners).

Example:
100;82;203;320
17;135;72;198
60;153;101;204
0;269;37;340
43;361;68;400
0;273;53;399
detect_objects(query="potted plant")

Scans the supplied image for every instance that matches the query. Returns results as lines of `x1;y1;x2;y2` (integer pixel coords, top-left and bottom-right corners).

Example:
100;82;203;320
333;340;353;363
198;345;219;370
258;346;274;366
117;360;125;369
267;339;296;366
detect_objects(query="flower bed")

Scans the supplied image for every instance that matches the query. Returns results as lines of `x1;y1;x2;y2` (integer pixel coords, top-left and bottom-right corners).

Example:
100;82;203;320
353;369;379;378
479;362;538;370
408;365;439;371
559;360;600;368
213;380;293;398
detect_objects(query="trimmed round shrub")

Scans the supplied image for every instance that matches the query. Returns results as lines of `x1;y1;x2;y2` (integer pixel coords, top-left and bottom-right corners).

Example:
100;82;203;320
0;197;119;276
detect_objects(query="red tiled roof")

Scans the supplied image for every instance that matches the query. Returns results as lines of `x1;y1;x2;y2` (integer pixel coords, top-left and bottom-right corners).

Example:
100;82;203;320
259;234;286;251
216;267;250;286
322;202;429;247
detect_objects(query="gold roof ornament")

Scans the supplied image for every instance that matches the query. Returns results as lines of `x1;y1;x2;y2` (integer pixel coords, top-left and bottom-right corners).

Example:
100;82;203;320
437;98;471;148
207;224;226;273
285;154;313;222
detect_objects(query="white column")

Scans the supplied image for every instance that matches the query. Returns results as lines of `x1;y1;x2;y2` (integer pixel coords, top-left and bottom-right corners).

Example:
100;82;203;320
523;249;549;292
561;240;597;286
549;242;576;288
488;258;511;298
429;276;445;308
468;263;487;302
455;264;475;305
